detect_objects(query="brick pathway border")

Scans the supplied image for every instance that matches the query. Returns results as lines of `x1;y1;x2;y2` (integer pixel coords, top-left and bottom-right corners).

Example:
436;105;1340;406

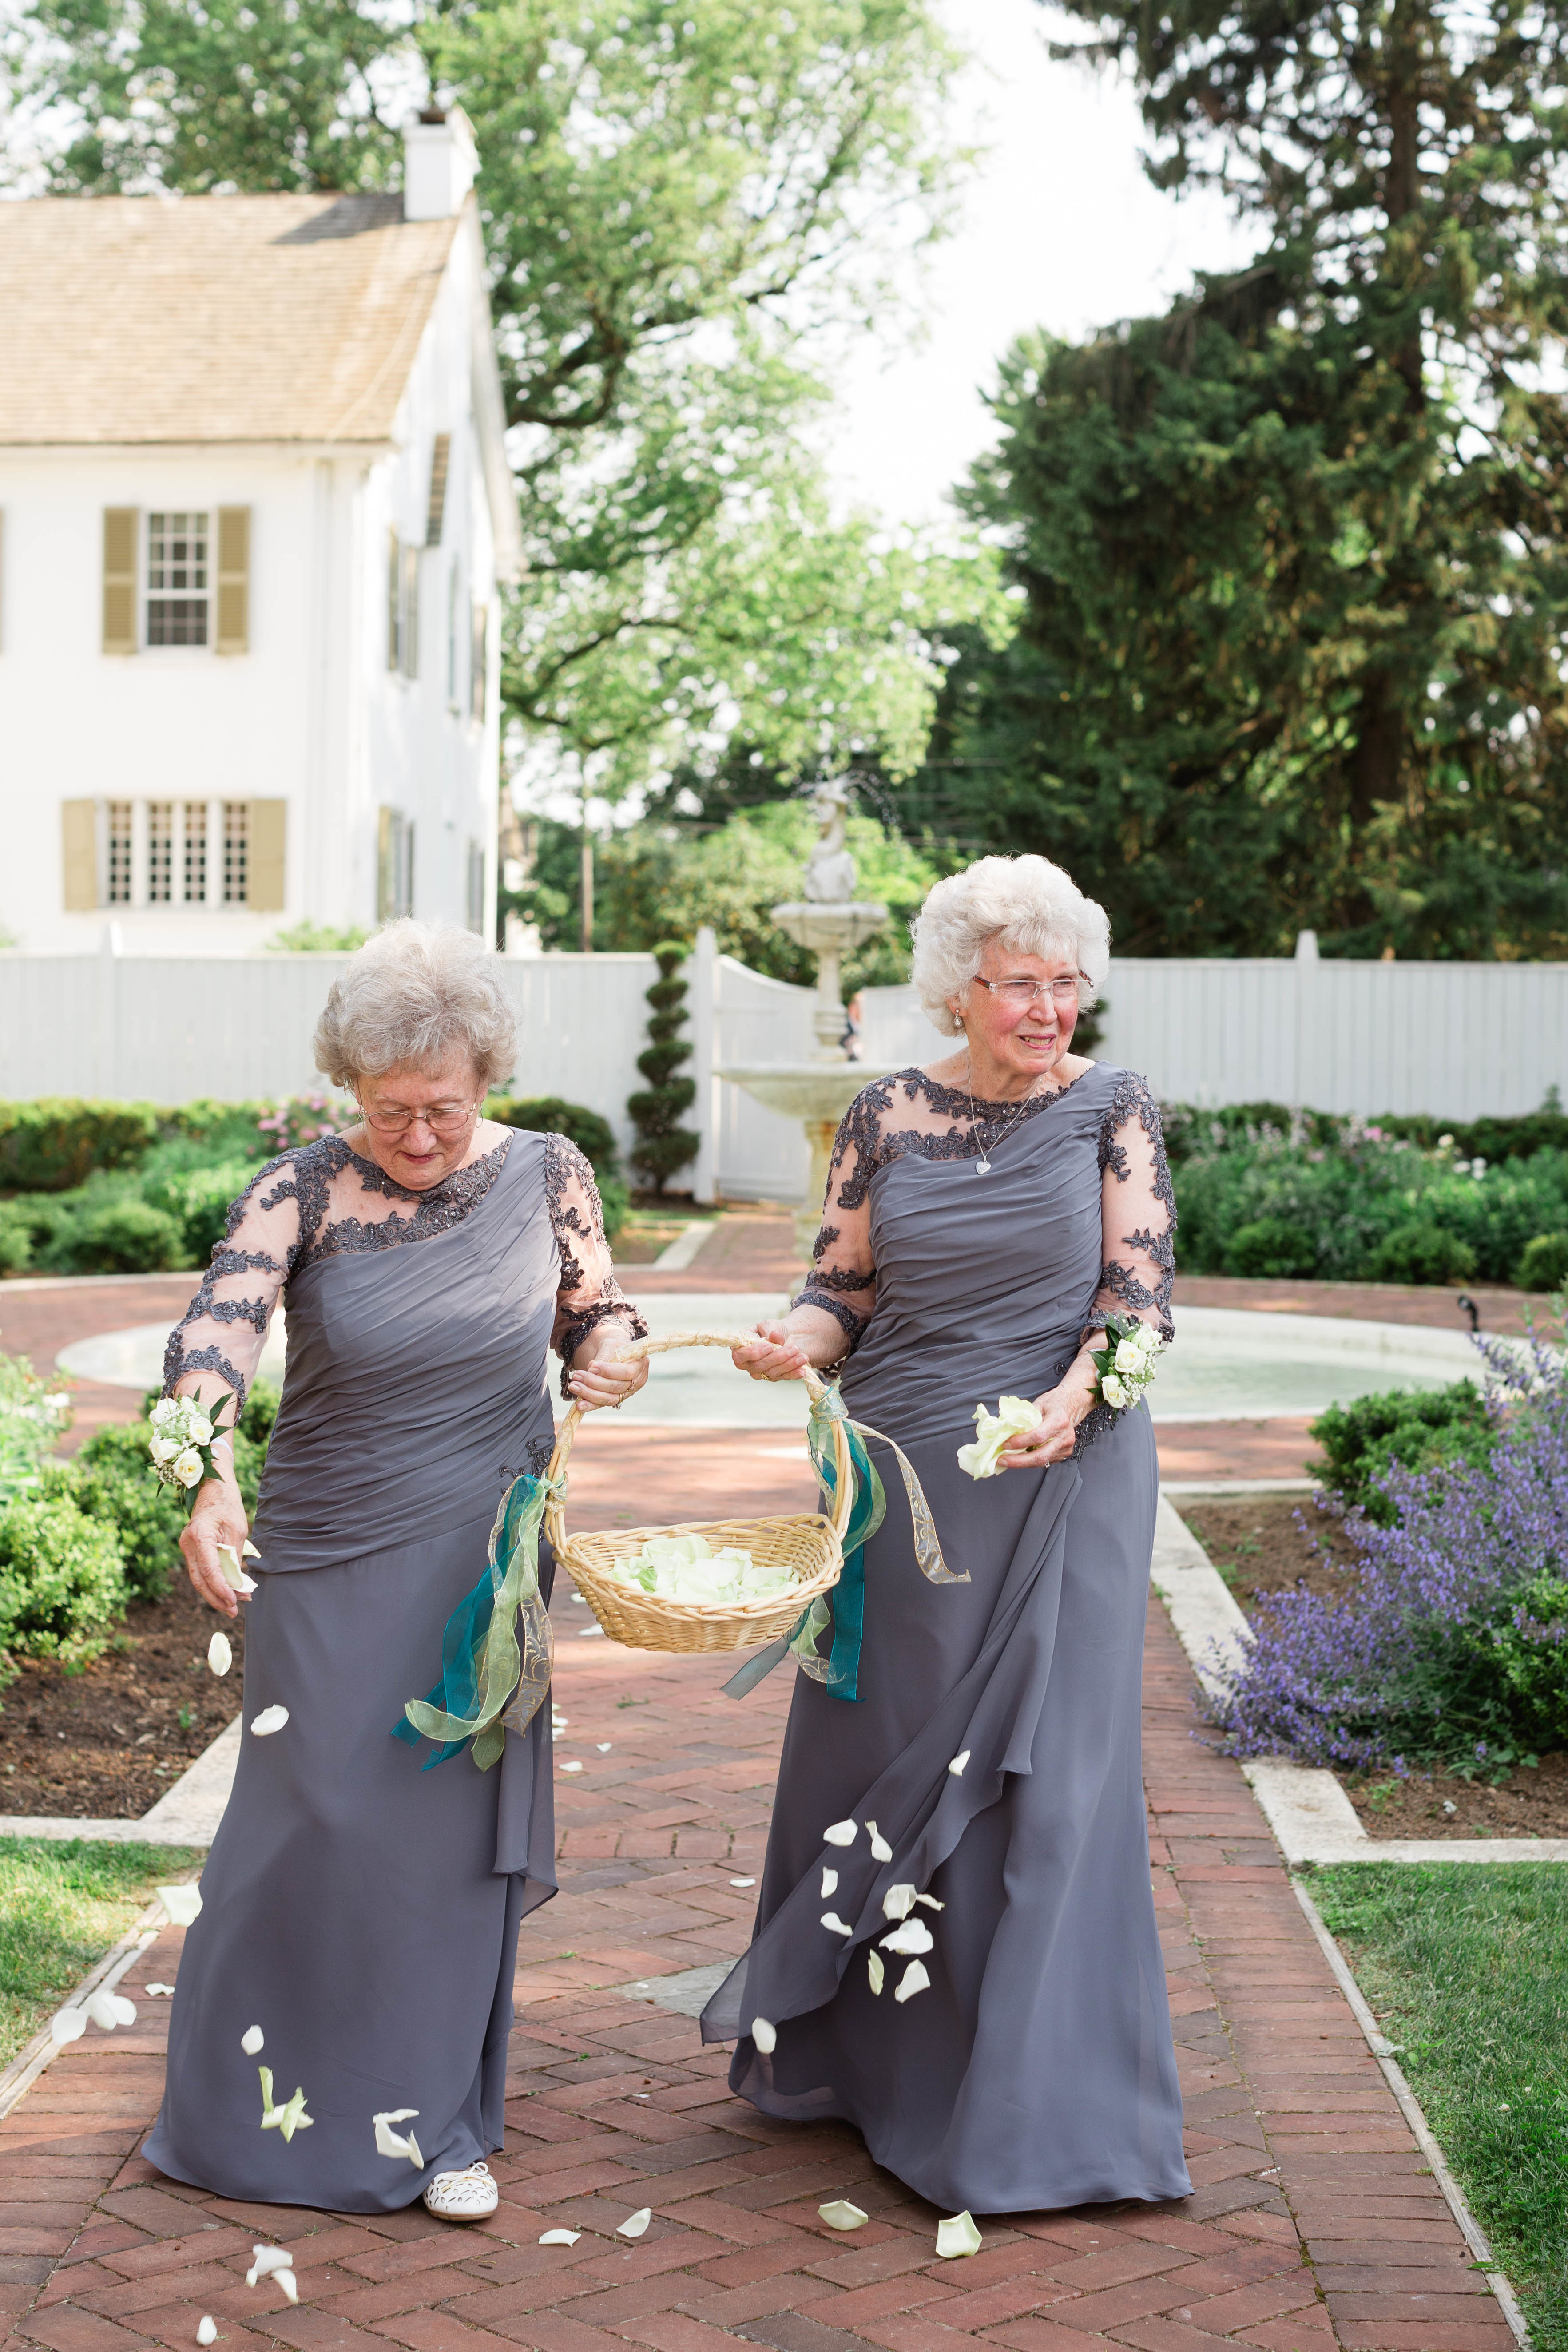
0;1583;1520;2352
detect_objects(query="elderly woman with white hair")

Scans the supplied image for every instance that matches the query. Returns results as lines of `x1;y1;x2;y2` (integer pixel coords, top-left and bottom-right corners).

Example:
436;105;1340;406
704;853;1189;2215
143;922;648;2221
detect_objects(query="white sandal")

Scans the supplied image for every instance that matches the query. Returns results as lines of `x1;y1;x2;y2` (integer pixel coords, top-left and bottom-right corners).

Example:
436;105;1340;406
422;2160;499;2222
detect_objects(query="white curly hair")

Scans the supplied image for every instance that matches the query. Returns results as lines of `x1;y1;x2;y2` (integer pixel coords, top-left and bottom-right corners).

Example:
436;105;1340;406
313;920;517;1091
909;855;1111;1039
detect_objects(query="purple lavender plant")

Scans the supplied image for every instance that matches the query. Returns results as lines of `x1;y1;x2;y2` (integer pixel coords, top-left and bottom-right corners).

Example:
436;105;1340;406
1204;1326;1568;1766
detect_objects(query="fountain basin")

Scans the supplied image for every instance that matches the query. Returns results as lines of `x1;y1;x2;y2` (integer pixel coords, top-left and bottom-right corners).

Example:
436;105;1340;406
770;901;888;956
718;1060;894;1250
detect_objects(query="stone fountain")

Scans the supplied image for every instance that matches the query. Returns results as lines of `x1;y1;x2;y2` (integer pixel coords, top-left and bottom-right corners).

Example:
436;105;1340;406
717;777;895;1255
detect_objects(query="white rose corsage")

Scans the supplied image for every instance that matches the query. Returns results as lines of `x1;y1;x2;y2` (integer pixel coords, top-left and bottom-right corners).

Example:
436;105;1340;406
1088;1315;1165;1412
148;1392;234;1511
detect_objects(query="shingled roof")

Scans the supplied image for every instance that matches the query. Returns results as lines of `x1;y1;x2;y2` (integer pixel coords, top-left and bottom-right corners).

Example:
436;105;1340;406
0;192;462;445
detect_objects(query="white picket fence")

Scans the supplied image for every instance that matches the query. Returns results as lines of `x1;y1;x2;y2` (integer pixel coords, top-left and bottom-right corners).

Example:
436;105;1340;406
0;932;1563;1202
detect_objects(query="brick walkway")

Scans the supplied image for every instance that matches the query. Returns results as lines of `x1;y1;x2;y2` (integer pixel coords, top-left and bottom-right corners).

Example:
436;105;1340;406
5;1583;1514;2352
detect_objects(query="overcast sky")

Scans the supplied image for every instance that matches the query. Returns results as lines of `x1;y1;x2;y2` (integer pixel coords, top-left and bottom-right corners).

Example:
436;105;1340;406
818;0;1258;532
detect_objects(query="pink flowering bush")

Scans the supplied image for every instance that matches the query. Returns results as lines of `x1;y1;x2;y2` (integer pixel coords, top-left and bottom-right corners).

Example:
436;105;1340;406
257;1095;354;1153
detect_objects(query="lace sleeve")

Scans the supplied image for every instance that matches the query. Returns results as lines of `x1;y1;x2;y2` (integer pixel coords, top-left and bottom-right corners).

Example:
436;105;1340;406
792;1088;881;1353
1090;1074;1176;1345
162;1155;302;1416
545;1134;649;1398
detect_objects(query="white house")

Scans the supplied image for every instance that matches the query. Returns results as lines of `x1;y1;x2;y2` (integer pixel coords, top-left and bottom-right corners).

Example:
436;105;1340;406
0;111;523;954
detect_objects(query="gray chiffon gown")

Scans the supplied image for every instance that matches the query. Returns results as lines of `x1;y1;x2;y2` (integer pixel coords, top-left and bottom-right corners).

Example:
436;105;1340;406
701;1062;1191;2216
144;1126;643;2213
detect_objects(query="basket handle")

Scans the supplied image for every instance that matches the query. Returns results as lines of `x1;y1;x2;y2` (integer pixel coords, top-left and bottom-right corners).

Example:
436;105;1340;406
543;1330;854;1555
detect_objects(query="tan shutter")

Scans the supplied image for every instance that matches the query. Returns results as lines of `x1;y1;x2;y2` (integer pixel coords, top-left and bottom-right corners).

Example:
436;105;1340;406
401;543;420;678
61;800;99;909
387;530;401;671
215;506;250;654
377;805;394;920
425;434;450;545
102;508;137;654
470;600;487;722
247;799;286;911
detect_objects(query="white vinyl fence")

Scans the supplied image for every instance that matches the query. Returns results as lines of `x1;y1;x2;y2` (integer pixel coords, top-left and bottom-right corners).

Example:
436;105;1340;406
0;932;1564;1203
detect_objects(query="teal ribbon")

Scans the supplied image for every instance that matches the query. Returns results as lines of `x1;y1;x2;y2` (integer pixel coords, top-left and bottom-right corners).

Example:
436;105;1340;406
392;1472;556;1771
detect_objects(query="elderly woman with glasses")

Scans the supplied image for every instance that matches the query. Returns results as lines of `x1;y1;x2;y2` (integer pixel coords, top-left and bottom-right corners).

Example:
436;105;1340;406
705;853;1190;2217
144;922;648;2223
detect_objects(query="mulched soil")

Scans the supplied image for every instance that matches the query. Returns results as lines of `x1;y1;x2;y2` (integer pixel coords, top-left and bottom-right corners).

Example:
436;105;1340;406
1173;1494;1568;1840
0;1574;242;1819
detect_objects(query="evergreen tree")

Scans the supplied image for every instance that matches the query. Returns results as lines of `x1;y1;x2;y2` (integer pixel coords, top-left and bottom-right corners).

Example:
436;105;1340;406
628;946;700;1197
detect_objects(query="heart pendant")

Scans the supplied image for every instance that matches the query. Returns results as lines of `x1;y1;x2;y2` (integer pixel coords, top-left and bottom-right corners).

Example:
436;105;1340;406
974;1157;991;1175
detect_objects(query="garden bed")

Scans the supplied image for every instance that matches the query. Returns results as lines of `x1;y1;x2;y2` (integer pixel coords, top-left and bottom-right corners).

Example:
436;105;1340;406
0;1575;242;1818
1174;1495;1568;1839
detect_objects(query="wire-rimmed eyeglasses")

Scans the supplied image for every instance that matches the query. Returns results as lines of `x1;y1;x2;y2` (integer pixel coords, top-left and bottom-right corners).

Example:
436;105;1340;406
972;976;1082;1007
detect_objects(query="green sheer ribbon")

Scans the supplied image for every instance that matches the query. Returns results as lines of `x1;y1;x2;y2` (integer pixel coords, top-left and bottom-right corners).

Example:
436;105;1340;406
722;1384;964;1704
393;1472;558;1772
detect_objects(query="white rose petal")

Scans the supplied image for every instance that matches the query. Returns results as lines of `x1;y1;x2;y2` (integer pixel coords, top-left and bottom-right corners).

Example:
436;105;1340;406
894;1960;931;2003
146;1983;175;1997
373;2109;423;2165
820;1912;854;1938
916;1894;945;1912
49;2008;87;2045
1100;1372;1127;1409
822;1819;857;1847
174;1448;205;1488
246;2247;293;2287
250;1706;289;1737
83;1989;134;2031
241;2024;264;2055
1113;1338;1141;1374
957;1394;1040;1479
159;1884;203;1925
867;1950;884;1996
879;1919;933;1956
149;1436;180;1464
751;2017;777;2054
275;2272;298;2305
616;2209;652;2240
935;2212;983;2259
208;1633;232;1677
539;2230;581;2246
257;2067;313;2141
188;1415;214;1444
881;1884;917;1921
948;1751;970;1777
818;2201;868;2231
596;1742;612;1752
820;1868;838;1898
562;1761;584;1773
865;1820;892;1863
216;1545;258;1595
197;2318;218;2345
730;1877;756;1888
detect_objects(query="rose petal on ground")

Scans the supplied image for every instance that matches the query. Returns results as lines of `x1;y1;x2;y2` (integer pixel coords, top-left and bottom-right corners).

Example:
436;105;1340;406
617;2208;652;2238
107;1993;137;2024
83;1990;125;2031
819;2200;869;2230
49;2009;86;2045
245;2247;293;2287
207;1632;232;1677
241;2026;264;2056
948;1750;970;1776
935;2212;983;2258
881;1883;917;1920
197;2318;217;2344
146;1983;175;1997
865;1820;893;1863
820;1868;838;1897
894;1959;931;2003
823;1818;857;1846
820;1912;854;1937
539;2229;581;2245
879;1918;934;1955
159;1884;202;1925
730;1877;755;1888
250;1706;289;1737
577;1625;604;1636
274;2272;298;2305
596;1742;611;1751
751;2017;777;2053
867;1950;884;1995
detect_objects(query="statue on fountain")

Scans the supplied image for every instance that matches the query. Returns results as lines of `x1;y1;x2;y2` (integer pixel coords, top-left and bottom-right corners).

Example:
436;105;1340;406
802;777;861;907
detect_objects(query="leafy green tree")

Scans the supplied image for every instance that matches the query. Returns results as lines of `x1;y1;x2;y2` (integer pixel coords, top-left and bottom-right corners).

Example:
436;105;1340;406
917;0;1568;956
5;0;992;789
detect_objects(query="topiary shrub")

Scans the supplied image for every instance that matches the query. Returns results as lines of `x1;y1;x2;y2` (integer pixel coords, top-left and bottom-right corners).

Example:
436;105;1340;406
38;1198;186;1276
1309;1380;1496;1524
627;944;700;1197
1369;1223;1477;1285
1517;1231;1568;1293
0;1487;127;1684
1223;1217;1320;1278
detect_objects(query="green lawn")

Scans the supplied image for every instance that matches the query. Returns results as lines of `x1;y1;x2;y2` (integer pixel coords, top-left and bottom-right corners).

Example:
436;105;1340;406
0;1837;201;2069
1313;1861;1568;2352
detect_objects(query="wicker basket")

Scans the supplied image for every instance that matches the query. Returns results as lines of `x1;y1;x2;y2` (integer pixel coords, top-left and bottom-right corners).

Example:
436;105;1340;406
543;1332;851;1654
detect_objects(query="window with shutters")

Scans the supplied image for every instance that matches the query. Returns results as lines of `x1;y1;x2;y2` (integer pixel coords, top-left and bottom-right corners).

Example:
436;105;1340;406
64;799;282;911
147;512;209;646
